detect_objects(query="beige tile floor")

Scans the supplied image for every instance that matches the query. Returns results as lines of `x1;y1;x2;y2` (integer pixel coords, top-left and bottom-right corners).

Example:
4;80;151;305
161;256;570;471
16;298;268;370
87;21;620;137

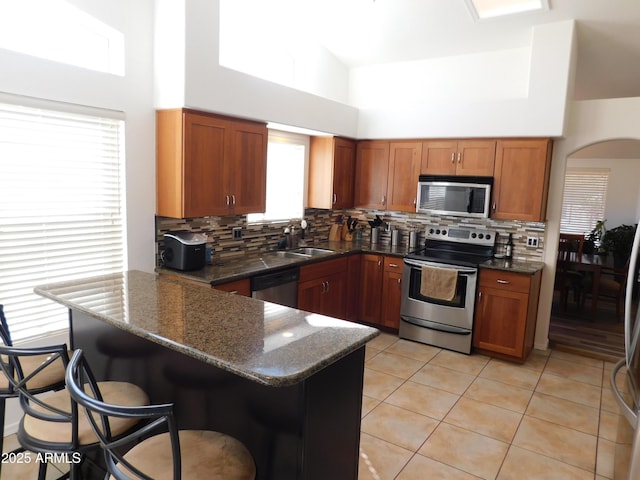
1;333;626;480
360;333;625;480
0;435;68;480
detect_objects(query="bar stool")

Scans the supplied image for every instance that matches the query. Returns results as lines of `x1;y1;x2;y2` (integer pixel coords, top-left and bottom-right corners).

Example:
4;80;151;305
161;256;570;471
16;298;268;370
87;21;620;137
0;343;149;480
66;350;256;480
0;305;69;472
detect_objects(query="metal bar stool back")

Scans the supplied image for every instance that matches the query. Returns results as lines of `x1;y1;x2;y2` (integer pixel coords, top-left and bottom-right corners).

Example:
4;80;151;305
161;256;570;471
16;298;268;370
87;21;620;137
66;349;256;480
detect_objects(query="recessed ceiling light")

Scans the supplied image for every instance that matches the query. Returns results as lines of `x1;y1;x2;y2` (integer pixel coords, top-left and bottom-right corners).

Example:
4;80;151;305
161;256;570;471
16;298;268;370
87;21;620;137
465;0;549;20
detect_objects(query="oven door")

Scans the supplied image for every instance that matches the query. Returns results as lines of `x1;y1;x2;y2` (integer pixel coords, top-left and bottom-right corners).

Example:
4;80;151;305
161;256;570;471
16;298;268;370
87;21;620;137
401;258;478;331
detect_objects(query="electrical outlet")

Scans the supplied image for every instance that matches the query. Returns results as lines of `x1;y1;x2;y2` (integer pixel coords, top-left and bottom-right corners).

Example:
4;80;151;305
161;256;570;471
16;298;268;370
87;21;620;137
527;236;539;248
232;227;242;240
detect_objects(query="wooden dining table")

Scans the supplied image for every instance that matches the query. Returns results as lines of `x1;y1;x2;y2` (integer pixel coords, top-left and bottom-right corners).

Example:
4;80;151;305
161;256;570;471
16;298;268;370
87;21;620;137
556;252;616;320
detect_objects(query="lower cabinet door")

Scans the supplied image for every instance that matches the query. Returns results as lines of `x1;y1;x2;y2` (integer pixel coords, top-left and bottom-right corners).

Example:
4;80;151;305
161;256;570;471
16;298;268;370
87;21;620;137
381;269;402;330
473;287;528;359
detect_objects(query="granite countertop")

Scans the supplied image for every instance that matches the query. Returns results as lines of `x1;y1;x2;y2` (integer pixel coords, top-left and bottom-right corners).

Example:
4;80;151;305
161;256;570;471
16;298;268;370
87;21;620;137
156;241;415;285
34;270;379;387
480;258;545;274
157;240;544;284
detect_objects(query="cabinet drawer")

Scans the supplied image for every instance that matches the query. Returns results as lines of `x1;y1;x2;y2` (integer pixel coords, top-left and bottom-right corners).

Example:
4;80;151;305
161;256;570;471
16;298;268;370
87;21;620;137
299;257;347;283
479;269;531;293
383;257;403;273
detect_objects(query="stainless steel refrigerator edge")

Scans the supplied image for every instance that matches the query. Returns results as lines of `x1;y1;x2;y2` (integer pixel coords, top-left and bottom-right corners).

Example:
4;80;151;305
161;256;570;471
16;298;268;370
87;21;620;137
610;221;640;479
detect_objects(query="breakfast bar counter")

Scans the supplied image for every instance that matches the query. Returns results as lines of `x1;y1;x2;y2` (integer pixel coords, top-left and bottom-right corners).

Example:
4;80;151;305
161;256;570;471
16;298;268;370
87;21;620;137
35;270;379;479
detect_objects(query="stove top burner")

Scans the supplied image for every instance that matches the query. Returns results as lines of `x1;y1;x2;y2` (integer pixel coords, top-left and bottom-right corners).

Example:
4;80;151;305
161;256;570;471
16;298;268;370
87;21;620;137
406;249;493;268
407;225;496;267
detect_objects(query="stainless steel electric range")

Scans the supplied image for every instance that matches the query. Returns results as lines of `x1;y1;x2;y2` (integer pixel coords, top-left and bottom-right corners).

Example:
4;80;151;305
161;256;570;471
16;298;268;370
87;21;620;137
400;226;496;354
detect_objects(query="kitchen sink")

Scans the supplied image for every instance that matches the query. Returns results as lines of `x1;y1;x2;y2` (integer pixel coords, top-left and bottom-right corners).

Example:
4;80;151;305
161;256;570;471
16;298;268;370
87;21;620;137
292;247;334;256
265;251;310;259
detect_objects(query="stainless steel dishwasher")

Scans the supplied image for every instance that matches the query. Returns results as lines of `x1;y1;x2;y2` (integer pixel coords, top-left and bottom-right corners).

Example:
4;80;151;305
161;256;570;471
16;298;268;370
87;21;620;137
250;267;299;308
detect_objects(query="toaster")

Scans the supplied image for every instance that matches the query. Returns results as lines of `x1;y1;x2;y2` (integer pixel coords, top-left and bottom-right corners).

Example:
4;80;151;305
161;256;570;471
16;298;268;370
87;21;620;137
162;232;207;271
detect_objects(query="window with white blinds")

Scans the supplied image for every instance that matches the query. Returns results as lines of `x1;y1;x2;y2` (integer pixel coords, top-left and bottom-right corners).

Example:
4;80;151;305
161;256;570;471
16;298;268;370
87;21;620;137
560;168;609;236
0;101;125;343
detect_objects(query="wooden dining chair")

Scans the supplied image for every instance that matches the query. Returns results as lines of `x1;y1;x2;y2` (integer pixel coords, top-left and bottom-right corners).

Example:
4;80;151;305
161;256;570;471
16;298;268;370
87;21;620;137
555;233;586;310
580;256;631;321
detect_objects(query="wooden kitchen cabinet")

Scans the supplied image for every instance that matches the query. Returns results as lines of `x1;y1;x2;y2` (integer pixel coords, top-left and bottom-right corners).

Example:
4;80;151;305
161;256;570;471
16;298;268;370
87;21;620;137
212;278;251;297
387;142;422;212
421;140;496;176
308;137;356;209
381;257;403;330
298;257;348;319
354;140;421;213
354;141;390;210
492;138;552;222
345;254;362;322
359;254;384;325
156;109;267;218
473;268;542;362
358;254;402;331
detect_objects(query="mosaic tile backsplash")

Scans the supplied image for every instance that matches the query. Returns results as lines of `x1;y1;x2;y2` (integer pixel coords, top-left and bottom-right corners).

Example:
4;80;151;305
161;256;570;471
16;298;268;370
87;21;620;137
156;209;546;265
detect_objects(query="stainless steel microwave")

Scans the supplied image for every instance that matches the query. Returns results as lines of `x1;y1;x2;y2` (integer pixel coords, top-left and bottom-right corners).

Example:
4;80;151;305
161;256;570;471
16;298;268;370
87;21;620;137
416;175;493;218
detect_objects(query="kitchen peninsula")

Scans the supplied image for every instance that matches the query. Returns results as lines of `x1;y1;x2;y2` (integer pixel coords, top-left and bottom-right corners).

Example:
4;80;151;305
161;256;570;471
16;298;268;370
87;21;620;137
35;270;378;480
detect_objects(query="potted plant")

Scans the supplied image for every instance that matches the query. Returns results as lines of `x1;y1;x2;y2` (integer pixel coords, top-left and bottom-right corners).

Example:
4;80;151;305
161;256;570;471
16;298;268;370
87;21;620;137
601;224;637;267
583;219;606;254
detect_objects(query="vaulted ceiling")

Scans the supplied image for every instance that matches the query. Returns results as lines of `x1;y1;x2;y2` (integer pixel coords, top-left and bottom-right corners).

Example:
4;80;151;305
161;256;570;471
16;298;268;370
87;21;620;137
298;0;640;101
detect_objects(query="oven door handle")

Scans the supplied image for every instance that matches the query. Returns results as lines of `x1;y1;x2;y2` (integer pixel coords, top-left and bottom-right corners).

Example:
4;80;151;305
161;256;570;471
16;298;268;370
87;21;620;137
403;259;477;276
401;315;471;335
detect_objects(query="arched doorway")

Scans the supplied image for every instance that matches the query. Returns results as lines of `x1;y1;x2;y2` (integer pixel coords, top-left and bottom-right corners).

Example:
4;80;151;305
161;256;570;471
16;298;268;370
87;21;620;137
548;139;640;358
534;97;640;360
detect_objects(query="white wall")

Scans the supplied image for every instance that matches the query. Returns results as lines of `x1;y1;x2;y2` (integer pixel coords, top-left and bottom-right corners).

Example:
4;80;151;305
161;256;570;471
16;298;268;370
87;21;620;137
0;0;156;274
355;21;576;139
155;2;575;141
536;97;640;349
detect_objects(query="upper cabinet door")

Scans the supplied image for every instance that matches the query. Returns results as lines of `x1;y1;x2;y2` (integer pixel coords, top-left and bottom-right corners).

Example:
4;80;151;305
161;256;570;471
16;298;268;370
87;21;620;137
354;141;390;210
420;141;457;175
308;137;356;210
456;140;496;176
228;121;267;214
387;142;422;212
492;139;552;222
183;113;230;217
421;140;495;176
332;138;356;209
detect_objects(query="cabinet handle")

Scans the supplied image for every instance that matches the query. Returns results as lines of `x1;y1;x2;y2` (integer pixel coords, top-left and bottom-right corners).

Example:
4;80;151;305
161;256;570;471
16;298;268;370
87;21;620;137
496;279;510;284
397;278;401;287
381;195;386;205
492;202;496;211
325;281;330;294
389;263;399;268
478;291;482;300
451;152;455;163
333;193;337;205
378;260;382;268
226;195;230;206
413;198;417;206
231;194;236;206
229;290;238;295
320;281;326;294
457;152;462;163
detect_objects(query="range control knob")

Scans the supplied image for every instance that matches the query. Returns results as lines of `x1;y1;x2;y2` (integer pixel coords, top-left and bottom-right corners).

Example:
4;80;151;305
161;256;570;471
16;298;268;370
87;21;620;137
486;234;492;240
471;233;477;239
478;233;484;239
429;228;435;234
442;230;447;236
435;229;441;235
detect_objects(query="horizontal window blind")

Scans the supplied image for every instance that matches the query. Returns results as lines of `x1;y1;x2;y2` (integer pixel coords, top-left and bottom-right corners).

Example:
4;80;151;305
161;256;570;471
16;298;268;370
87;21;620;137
560;168;609;236
0;102;125;342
